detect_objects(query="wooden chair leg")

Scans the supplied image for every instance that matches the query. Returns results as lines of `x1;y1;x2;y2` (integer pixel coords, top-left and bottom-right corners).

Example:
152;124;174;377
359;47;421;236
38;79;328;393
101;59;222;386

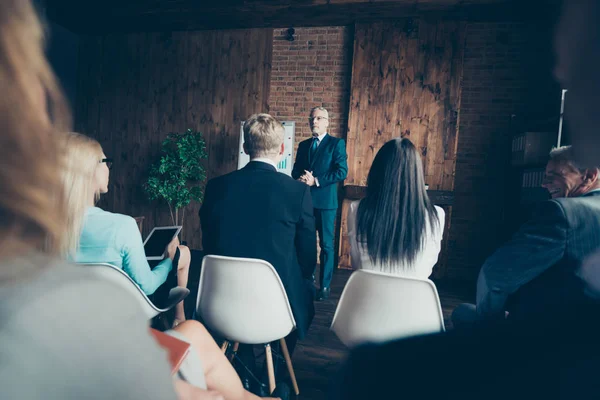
265;343;276;395
229;342;239;363
221;340;230;354
280;338;300;395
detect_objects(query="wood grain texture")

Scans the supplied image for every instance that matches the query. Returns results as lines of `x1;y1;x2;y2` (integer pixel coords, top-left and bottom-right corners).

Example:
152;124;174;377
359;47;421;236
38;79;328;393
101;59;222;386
339;19;465;277
75;29;273;249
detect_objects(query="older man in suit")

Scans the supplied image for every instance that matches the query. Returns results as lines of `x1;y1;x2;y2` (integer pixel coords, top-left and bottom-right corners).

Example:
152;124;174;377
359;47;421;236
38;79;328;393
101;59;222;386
200;113;316;356
292;106;348;300
478;146;600;320
452;145;600;324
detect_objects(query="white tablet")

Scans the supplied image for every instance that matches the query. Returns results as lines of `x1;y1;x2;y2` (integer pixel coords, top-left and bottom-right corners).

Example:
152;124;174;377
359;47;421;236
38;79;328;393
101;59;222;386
143;226;182;261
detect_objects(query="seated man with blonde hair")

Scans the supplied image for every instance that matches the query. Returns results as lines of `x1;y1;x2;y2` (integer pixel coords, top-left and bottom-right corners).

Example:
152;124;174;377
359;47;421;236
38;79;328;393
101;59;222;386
200;113;317;394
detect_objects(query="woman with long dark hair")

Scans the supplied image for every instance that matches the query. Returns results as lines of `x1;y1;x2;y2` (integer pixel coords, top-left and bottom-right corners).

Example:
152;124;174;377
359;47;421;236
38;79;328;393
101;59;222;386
347;138;445;278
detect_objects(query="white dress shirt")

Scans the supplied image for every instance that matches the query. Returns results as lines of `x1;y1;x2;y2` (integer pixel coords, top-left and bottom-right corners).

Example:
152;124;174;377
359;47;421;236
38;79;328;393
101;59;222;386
312;132;328;146
347;200;445;279
251;157;278;169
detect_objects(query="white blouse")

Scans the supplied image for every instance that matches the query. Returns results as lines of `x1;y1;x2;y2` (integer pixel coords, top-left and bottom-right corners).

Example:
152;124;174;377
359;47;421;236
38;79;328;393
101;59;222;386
347;200;445;279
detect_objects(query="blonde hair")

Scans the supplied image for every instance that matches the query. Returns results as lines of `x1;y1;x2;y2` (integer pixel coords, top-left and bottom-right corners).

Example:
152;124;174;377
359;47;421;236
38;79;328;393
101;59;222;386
243;113;284;158
60;133;105;256
0;0;72;258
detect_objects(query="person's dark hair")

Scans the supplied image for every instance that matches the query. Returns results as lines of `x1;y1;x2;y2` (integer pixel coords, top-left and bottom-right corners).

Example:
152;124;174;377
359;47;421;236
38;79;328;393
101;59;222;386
356;138;439;269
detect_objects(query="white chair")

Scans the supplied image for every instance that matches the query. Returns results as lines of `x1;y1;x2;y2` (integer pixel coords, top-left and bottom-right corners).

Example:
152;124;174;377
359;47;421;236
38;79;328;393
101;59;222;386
330;269;445;348
79;263;189;320
196;255;300;396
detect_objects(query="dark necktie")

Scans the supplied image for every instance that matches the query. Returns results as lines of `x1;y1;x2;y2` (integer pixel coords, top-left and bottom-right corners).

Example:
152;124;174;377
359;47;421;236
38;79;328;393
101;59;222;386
310;136;319;162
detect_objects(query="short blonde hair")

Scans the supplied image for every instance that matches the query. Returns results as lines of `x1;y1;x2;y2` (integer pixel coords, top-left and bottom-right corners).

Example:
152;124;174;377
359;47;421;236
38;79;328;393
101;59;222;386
60;133;105;256
243;113;284;158
0;0;72;258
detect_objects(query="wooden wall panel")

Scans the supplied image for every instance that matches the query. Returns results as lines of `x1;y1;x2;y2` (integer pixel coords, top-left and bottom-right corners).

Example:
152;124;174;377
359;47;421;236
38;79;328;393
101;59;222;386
340;20;465;277
75;29;273;250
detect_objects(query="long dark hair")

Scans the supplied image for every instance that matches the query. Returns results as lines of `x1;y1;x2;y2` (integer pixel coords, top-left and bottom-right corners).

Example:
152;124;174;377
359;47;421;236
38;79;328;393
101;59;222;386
356;138;439;268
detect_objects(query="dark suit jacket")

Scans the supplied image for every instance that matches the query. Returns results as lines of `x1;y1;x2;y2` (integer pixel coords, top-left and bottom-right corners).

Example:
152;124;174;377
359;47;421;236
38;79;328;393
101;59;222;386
291;134;348;209
477;191;600;319
199;161;317;339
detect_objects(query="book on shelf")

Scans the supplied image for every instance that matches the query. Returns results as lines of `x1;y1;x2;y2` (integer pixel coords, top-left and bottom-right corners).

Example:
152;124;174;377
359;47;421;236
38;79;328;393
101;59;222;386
511;131;557;167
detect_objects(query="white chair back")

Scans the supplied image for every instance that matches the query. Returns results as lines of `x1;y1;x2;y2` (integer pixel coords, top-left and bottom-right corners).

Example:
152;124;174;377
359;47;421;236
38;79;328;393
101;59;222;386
196;255;296;344
79;262;163;320
331;269;445;348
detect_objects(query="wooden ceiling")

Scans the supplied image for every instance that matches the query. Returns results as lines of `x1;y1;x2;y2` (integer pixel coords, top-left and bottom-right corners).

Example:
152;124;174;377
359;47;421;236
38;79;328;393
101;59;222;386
45;0;555;34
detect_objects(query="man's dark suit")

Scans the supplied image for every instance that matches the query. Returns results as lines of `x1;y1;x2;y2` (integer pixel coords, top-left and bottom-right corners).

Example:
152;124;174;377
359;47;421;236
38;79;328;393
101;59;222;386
477;191;600;319
199;161;317;339
291;134;348;290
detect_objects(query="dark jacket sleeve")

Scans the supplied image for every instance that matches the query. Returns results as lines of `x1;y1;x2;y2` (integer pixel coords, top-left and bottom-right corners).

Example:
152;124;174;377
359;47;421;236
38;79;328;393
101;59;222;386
476;200;568;318
315;139;348;187
292;142;305;180
199;180;214;253
295;186;317;279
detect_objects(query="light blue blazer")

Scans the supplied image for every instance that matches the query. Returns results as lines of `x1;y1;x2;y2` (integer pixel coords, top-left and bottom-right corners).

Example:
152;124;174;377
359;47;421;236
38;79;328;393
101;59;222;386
75;207;172;295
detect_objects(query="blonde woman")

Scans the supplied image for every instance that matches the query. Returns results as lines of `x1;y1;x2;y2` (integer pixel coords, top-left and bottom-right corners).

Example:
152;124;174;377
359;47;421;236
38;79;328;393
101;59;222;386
0;1;279;399
62;132;191;325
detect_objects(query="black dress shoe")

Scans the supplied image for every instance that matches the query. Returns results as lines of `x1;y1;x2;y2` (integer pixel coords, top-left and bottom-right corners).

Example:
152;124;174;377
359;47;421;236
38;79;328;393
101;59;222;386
250;381;270;397
272;381;292;400
241;376;252;392
317;287;330;301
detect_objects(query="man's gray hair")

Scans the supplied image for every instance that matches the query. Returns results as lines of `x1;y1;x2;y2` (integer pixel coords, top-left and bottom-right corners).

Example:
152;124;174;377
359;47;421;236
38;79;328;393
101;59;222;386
549;145;574;161
243;113;284;159
549;145;587;170
310;106;330;119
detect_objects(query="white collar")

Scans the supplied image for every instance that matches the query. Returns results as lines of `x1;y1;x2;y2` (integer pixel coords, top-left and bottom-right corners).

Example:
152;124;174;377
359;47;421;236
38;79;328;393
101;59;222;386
251;157;278;169
312;132;328;142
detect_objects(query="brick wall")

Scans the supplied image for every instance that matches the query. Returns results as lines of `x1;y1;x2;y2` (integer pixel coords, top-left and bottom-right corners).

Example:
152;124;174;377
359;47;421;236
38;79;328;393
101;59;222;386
269;27;353;151
447;21;560;281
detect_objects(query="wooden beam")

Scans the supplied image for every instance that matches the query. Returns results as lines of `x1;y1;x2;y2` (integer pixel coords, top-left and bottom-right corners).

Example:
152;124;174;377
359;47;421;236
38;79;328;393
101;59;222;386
46;0;555;34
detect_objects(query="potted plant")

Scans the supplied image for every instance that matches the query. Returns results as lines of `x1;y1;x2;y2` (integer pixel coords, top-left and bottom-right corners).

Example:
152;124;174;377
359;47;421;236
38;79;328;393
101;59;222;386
145;129;208;228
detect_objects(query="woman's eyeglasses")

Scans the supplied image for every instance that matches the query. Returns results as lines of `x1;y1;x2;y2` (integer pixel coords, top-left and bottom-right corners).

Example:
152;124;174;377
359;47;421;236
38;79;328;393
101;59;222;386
100;158;113;170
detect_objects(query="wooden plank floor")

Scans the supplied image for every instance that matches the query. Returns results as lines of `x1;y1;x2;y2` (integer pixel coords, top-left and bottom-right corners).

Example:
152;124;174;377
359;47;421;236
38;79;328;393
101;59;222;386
291;269;474;400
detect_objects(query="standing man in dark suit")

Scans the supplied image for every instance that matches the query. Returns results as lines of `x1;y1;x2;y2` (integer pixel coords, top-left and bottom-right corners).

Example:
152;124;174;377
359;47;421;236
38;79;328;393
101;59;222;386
292;106;348;301
200;113;316;353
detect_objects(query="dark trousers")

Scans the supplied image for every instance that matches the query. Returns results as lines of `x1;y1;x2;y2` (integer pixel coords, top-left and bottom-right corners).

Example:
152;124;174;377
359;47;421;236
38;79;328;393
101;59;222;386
236;331;299;383
314;208;336;289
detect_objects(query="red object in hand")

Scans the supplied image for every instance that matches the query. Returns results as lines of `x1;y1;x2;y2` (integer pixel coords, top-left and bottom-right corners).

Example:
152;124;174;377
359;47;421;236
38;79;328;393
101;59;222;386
150;328;191;375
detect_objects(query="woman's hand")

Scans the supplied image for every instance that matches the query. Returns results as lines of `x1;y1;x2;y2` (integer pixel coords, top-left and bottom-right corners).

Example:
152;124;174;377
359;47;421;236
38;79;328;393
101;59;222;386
165;236;181;260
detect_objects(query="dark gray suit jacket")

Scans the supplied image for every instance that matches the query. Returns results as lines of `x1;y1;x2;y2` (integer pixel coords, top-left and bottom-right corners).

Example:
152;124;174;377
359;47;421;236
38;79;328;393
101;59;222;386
477;190;600;319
